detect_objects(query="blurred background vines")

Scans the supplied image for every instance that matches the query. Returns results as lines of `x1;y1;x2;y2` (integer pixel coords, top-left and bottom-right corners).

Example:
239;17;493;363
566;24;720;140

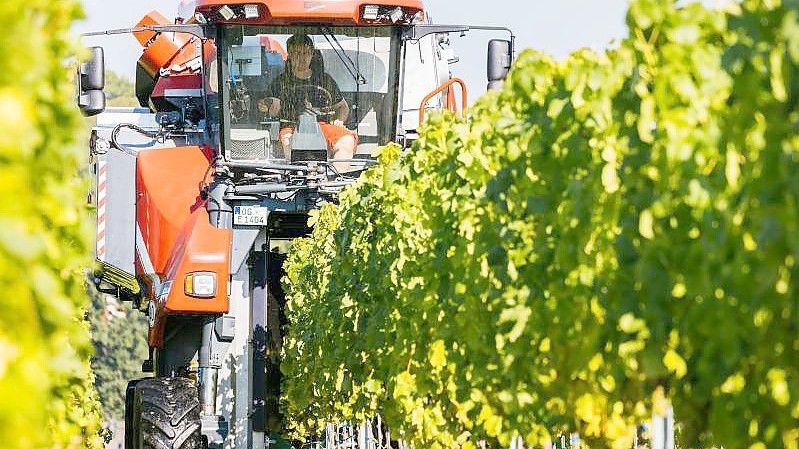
87;289;149;425
103;72;138;108
281;1;799;449
0;0;108;448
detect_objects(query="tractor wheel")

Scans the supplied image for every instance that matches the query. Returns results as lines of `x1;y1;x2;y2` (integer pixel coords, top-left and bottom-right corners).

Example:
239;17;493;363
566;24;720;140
131;377;202;449
124;379;144;449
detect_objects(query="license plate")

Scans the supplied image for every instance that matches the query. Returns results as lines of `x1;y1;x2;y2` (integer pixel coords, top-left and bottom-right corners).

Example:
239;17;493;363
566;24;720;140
234;205;268;226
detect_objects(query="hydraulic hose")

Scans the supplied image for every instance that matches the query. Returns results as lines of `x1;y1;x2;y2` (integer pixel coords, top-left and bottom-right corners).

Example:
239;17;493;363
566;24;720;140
110;123;160;155
221;160;321;173
234;184;302;195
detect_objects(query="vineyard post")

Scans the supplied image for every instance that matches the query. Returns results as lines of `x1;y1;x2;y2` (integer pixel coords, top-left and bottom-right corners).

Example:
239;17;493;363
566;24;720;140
651;406;675;449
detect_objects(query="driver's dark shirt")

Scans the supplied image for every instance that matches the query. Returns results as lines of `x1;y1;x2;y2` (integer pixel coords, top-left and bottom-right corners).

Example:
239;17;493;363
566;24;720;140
265;69;344;122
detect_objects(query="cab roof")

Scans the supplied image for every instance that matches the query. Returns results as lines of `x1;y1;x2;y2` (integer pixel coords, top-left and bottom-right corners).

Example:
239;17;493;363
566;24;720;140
195;0;425;25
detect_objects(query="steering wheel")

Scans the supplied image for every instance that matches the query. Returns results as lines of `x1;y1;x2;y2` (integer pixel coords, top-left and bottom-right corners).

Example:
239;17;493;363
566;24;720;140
286;84;336;118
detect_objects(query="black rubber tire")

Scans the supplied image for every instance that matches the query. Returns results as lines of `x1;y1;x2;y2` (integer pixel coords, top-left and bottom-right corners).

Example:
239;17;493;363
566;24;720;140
125;379;145;449
132;377;202;449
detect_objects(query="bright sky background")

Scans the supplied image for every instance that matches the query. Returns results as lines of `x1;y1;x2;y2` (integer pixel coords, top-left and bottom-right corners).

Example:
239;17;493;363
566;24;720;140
74;0;632;101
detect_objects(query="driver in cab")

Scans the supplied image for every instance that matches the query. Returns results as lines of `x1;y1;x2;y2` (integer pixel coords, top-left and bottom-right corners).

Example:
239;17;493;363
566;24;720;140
257;34;357;162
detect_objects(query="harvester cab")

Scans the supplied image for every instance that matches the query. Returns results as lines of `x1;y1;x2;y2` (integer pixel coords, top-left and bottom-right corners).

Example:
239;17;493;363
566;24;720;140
81;1;513;448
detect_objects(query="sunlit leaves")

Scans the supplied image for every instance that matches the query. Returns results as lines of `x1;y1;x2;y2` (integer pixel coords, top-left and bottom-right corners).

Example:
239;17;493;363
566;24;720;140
0;0;104;447
281;1;799;448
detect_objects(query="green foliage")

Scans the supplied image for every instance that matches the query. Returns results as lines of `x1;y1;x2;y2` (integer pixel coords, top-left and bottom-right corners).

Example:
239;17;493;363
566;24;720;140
282;1;799;448
104;71;139;108
88;290;149;421
0;0;104;448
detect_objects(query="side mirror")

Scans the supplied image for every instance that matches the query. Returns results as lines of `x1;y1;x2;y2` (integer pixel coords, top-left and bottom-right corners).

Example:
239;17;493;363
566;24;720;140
78;47;106;117
79;90;106;117
487;39;512;90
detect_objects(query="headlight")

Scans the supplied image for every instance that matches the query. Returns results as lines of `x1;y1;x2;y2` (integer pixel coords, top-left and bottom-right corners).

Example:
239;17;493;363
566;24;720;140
185;272;217;298
243;4;260;19
388;7;404;23
362;5;380;20
361;5;422;24
218;5;236;21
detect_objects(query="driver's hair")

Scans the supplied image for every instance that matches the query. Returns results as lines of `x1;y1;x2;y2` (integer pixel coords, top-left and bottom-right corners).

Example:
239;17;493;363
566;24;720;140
286;34;314;52
285;33;325;76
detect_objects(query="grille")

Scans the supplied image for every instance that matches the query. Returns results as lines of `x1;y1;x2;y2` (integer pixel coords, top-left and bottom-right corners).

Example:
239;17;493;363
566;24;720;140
230;136;267;160
229;129;285;160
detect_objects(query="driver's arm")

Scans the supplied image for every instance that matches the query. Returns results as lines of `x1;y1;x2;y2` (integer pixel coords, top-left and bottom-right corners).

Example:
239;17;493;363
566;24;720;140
259;76;284;117
332;98;349;125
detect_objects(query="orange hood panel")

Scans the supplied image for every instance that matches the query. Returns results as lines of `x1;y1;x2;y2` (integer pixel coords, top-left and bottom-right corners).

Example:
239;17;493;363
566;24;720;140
136;145;211;275
148;205;232;347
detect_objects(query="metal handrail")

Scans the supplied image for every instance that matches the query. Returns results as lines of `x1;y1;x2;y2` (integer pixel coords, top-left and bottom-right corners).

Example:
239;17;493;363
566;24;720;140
418;78;468;124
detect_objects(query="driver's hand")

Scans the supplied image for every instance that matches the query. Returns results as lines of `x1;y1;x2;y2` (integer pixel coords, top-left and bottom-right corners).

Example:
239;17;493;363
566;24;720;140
333;119;345;128
258;97;280;116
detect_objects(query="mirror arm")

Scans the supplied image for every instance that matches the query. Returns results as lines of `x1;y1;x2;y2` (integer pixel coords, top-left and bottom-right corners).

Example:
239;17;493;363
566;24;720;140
403;24;515;56
81;24;207;39
402;24;470;40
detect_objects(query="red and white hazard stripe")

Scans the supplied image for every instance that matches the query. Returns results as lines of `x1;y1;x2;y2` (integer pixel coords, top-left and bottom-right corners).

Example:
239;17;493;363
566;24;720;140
96;160;108;261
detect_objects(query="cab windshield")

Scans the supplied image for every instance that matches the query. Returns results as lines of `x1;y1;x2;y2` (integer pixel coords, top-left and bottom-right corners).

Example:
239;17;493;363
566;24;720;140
216;25;402;161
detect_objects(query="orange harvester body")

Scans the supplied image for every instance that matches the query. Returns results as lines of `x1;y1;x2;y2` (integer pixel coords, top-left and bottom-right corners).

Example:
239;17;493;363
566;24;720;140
136;146;231;347
132;12;227;348
130;0;428;350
